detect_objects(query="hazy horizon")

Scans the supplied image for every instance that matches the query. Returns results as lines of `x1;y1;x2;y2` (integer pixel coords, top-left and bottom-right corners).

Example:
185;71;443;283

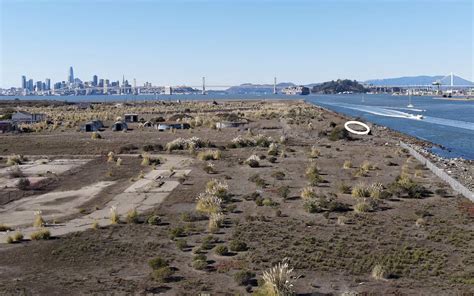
1;0;473;88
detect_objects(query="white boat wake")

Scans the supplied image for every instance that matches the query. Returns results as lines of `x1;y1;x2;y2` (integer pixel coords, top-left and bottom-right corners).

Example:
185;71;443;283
324;103;474;132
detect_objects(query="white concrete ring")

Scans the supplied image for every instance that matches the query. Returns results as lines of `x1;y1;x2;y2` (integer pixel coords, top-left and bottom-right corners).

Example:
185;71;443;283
344;121;370;135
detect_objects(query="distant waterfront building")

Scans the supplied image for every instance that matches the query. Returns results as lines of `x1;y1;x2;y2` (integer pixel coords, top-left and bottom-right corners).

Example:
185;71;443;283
35;81;43;91
105;79;110;86
12;112;45;124
93;75;98;86
281;85;310;95
68;66;74;84
98;79;104;87
164;86;173;95
45;78;51;90
21;76;27;89
27;79;34;91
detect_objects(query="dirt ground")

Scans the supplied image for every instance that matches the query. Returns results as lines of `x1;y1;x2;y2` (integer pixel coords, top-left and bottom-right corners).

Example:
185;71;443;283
0;100;472;295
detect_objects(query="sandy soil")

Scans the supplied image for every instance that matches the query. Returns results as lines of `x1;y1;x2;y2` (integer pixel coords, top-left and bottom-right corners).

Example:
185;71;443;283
0;100;472;295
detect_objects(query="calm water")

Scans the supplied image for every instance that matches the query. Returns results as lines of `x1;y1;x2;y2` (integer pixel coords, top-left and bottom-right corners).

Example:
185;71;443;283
2;93;473;159
305;94;474;160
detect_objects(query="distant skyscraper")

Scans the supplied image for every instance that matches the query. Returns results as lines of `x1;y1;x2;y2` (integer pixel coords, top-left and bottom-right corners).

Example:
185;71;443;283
45;78;51;90
68;66;74;84
98;79;104;87
105;79;110;86
28;79;34;91
36;81;43;91
93;75;98;86
21;76;27;89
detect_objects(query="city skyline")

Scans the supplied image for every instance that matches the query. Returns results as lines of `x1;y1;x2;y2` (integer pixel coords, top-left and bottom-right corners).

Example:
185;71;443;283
1;0;473;88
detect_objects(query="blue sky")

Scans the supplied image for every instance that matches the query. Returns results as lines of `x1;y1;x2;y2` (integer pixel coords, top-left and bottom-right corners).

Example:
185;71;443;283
1;0;472;88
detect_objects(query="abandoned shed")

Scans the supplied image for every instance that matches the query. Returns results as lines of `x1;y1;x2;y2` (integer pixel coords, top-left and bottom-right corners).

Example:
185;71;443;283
124;114;139;123
111;121;128;131
157;123;191;131
0;121;15;133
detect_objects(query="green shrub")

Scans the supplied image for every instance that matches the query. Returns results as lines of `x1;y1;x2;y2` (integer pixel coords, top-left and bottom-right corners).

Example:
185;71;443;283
337;182;351;194
148;257;168;270
229;240;248;252
152;266;174;283
249;174;266;188
271;171;285;180
305;164;322;185
169;227;185;239
262;198;275;206
354;200;372;213
214;245;229;256
176;239;188;251
192;259;207;270
234;270;255;286
329;126;350;141
147;215;161;225
277;185;290;199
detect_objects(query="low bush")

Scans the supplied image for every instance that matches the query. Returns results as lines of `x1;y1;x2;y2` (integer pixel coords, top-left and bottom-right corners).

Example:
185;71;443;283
337;182;351;194
169;226;186;239
0;224;13;232
277;185;290;199
30;228;51;240
329;126;350;141
6;154;25;166
126;208;139;224
8;165;24;178
388;175;429;198
176;239;188;251
354;200;372;213
214;245;229;256
309;146;320;158
198;150;222;161
234;270;255;286
249;174;266;188
271;171;285;180
147;215;161;225
305;164;322;185
229;240;248;252
17;178;30;190
351;183;371;198
152;266;174;283
371;264;390;280
192;259;207;270
148;257;168;270
343;160;353;169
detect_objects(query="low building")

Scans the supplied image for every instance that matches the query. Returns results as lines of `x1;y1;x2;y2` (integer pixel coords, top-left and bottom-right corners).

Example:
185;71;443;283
81;120;104;132
157;122;191;131
111;121;128;131
11;112;45;123
124;114;139;123
0;121;15;133
215;121;247;129
281;86;310;95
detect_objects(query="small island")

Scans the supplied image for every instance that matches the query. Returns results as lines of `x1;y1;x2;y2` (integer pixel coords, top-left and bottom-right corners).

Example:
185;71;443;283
312;79;368;94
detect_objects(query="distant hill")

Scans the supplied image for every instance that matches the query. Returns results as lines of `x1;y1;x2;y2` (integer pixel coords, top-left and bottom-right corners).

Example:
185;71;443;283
311;79;367;94
365;75;474;86
226;82;295;94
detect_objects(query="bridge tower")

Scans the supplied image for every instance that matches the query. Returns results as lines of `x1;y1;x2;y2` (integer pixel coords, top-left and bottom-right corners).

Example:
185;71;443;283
202;77;206;95
450;72;454;87
273;77;277;94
